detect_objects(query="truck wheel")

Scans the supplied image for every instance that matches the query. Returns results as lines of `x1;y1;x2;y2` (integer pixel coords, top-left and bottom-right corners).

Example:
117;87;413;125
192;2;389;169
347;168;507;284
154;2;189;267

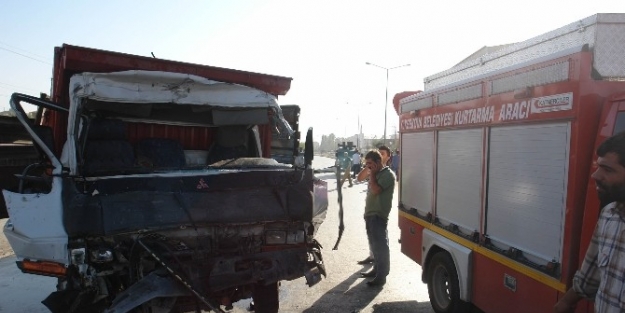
252;282;279;313
427;252;468;313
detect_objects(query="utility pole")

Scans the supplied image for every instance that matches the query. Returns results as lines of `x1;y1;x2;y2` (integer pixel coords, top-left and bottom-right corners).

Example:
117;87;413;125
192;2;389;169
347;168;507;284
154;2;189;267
365;62;410;145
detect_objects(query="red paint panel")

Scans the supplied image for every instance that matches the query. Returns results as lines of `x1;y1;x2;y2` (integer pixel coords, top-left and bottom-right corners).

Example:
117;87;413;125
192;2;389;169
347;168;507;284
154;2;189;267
59;44;292;97
398;215;423;264
126;123;217;150
472;253;557;313
258;124;273;158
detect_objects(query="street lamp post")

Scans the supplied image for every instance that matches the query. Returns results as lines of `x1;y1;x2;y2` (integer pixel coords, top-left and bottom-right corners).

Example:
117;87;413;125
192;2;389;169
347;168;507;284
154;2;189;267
366;62;410;146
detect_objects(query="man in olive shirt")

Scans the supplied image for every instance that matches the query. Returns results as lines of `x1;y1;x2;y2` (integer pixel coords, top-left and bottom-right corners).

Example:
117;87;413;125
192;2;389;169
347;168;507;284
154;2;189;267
356;145;393;265
360;150;396;286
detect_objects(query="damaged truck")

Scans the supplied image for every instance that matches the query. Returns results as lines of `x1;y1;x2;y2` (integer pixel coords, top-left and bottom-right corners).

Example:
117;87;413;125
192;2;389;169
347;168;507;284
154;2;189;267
2;44;328;313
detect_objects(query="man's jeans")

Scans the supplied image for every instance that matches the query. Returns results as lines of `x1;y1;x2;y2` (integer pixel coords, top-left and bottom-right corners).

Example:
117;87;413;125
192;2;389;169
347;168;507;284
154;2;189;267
365;215;389;277
352;164;361;178
341;166;353;186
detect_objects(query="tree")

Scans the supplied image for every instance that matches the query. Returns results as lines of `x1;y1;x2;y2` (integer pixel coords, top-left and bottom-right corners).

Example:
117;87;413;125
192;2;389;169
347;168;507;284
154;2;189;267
372;139;386;148
299;141;320;153
319;133;337;153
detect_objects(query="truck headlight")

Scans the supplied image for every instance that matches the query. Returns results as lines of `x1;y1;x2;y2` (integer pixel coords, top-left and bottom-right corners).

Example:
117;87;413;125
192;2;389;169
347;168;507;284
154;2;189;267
71;248;86;265
265;230;286;245
265;230;306;244
287;230;305;244
90;248;114;263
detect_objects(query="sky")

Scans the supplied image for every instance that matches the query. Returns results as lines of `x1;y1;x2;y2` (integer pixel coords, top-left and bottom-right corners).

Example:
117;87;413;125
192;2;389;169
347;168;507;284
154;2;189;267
0;1;623;141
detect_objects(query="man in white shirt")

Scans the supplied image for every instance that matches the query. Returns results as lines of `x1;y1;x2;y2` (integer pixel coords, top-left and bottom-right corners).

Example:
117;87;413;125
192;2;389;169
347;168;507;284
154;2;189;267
351;150;361;179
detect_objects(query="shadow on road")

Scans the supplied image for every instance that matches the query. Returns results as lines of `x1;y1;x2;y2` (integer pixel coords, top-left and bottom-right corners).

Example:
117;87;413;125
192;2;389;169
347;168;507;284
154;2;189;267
318;172;340;193
371;300;432;313
302;268;383;313
319;175;367;193
314;172;337;182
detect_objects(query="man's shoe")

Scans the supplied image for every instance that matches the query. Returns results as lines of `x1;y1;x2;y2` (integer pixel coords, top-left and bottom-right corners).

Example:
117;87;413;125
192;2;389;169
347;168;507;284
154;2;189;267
348;184;353;187
360;271;377;278
357;257;374;265
366;277;386;287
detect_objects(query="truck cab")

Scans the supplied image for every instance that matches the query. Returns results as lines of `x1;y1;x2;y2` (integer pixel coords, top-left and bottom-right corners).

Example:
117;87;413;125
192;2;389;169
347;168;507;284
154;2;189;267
2;45;327;313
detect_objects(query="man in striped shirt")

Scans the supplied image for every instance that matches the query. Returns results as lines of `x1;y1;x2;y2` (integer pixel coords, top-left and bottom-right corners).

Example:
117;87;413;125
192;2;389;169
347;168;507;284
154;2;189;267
554;131;625;313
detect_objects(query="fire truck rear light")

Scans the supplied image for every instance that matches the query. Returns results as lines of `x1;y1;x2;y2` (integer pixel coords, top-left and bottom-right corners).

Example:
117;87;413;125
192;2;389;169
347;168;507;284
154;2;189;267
17;259;67;277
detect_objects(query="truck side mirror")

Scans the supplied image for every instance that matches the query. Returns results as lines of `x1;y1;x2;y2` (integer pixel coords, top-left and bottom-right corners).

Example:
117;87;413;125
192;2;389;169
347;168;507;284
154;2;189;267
305;128;314;167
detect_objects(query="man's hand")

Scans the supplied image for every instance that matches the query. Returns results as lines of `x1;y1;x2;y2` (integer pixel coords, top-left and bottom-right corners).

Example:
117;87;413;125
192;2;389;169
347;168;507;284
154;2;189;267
369;162;380;176
553;300;575;313
367;161;383;195
356;167;370;182
553;289;580;313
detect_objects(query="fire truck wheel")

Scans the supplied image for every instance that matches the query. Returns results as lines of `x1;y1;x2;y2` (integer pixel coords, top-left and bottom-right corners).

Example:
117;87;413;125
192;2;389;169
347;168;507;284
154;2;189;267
252;281;279;313
427;252;469;313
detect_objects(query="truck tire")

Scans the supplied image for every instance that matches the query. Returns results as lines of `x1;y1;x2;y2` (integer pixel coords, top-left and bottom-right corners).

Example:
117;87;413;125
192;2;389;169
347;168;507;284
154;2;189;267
427;252;469;313
252;282;279;313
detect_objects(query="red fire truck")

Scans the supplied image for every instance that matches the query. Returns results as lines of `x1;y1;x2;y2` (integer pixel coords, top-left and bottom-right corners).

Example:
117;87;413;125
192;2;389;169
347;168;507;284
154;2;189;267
395;13;625;313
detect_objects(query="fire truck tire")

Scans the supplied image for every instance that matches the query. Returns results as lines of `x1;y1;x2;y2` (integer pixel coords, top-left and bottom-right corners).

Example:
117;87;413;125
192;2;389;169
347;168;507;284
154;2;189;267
252;281;279;313
427;252;469;313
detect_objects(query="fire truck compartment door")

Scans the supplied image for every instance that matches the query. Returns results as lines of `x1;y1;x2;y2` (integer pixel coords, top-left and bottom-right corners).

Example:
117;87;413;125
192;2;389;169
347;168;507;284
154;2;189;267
423;228;472;301
401;131;434;216
486;122;570;264
436;129;483;232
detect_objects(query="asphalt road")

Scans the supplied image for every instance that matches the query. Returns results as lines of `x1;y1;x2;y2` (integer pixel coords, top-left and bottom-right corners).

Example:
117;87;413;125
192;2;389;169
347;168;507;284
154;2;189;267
0;161;435;312
250;171;435;313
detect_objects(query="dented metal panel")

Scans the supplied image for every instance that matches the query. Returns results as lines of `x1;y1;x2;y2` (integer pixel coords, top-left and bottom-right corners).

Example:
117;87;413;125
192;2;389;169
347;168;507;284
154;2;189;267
5;44;326;313
64;71;294;174
70;71;283;108
3;177;68;263
63;169;316;236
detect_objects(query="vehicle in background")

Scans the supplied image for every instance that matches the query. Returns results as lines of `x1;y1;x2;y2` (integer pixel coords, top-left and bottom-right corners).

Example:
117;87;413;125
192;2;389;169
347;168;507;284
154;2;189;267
334;141;358;158
0;114;40;219
395;13;625;313
2;44;327;313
